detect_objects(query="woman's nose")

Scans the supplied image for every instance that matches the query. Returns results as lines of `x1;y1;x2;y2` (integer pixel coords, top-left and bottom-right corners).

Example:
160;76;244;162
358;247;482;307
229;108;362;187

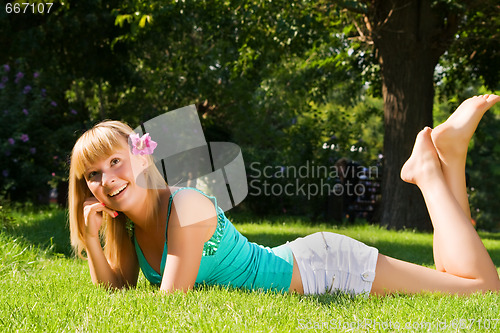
101;172;115;186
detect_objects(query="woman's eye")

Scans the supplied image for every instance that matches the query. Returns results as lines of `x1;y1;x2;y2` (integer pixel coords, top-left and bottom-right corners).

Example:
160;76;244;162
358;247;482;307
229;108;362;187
88;171;97;179
111;158;120;165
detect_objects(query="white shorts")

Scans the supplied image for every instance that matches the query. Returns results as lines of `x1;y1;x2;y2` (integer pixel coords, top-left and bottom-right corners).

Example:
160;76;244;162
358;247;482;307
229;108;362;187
286;232;378;297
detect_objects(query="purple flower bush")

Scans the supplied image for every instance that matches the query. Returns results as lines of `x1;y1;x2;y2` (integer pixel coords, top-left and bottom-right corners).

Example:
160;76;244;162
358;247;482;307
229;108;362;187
14;72;24;84
0;60;81;202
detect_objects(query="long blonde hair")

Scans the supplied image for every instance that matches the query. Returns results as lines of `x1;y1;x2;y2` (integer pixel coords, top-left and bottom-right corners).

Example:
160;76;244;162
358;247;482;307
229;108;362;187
68;121;166;267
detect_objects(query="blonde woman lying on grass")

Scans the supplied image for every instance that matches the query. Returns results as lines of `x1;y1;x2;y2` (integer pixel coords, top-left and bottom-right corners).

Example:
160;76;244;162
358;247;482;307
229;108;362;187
68;95;500;296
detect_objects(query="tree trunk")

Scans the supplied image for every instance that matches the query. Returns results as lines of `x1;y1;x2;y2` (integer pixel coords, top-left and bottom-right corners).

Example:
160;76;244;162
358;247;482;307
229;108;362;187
380;56;434;230
368;0;458;230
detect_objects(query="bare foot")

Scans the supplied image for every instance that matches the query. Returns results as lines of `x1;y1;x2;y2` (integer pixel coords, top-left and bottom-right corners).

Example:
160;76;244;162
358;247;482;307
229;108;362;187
401;127;442;186
431;94;500;165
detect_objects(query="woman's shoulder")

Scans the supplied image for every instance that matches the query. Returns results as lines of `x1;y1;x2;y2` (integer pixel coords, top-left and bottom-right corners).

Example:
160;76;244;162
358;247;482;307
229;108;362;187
167;187;218;226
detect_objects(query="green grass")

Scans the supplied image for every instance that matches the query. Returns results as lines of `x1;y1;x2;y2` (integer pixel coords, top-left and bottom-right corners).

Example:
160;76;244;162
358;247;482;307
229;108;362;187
1;207;499;332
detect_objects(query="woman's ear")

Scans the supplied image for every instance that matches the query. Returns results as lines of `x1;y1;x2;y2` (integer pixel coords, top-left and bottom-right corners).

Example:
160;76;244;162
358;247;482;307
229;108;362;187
131;153;149;168
140;155;149;168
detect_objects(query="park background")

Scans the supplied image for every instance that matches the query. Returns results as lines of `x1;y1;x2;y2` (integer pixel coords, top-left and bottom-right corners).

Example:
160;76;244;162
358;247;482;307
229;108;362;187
1;1;500;332
1;0;500;231
1;0;500;230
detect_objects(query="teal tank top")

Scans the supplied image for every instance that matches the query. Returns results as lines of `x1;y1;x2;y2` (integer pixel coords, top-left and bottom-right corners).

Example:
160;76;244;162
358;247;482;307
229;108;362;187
133;187;294;292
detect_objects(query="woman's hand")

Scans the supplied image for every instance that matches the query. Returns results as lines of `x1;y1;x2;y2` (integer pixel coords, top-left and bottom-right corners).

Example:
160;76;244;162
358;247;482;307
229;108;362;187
83;197;118;240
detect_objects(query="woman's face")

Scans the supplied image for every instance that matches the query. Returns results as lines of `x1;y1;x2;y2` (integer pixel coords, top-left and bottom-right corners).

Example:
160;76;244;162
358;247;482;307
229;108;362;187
84;144;147;212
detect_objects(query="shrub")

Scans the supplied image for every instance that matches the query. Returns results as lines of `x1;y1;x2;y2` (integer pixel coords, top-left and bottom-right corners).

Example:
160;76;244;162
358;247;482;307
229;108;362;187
0;59;80;203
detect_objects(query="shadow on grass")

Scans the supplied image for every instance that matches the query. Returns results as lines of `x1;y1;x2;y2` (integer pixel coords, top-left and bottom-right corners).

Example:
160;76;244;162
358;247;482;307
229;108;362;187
5;206;500;270
245;230;435;267
2;207;72;257
299;291;370;308
479;231;500;241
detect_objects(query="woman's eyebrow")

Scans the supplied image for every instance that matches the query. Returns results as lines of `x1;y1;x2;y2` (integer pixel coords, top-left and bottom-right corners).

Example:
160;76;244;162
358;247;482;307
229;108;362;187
84;164;99;175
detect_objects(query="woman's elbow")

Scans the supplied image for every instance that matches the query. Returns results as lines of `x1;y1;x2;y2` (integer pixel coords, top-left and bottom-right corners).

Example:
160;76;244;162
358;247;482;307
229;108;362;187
91;275;133;290
159;283;193;294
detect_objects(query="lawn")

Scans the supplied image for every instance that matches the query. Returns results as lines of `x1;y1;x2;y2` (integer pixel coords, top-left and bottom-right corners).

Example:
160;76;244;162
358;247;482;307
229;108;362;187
1;206;499;332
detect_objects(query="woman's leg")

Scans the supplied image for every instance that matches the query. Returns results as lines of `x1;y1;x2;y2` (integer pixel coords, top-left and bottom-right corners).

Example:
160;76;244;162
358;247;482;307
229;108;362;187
371;127;499;295
432;94;500;218
431;94;500;271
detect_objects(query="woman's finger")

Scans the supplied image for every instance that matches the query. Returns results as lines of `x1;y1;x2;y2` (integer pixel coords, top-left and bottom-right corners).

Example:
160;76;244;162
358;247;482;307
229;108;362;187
84;201;119;218
100;203;119;218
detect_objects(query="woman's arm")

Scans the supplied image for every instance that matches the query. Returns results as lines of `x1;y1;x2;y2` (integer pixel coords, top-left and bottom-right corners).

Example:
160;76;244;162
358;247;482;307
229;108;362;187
86;233;139;289
159;190;218;293
84;199;139;289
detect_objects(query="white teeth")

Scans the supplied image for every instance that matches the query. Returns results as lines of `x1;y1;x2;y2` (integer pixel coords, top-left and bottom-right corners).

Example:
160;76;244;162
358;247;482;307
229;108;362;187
109;184;127;197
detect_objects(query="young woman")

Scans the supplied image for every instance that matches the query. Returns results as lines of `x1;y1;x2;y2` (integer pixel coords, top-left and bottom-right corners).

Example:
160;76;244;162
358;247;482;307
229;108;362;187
69;95;500;296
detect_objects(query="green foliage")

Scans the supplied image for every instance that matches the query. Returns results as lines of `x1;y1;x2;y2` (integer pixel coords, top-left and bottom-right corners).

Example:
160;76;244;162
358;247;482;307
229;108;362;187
1;0;135;124
1;0;499;229
435;0;500;97
74;0;382;218
1;0;381;214
0;0;138;201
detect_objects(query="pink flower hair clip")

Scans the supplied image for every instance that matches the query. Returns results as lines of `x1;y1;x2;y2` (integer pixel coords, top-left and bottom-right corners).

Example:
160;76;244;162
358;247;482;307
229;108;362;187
129;133;158;155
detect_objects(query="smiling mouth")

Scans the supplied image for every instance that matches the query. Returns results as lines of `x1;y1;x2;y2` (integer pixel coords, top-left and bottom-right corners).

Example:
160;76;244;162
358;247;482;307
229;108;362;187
108;184;128;197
